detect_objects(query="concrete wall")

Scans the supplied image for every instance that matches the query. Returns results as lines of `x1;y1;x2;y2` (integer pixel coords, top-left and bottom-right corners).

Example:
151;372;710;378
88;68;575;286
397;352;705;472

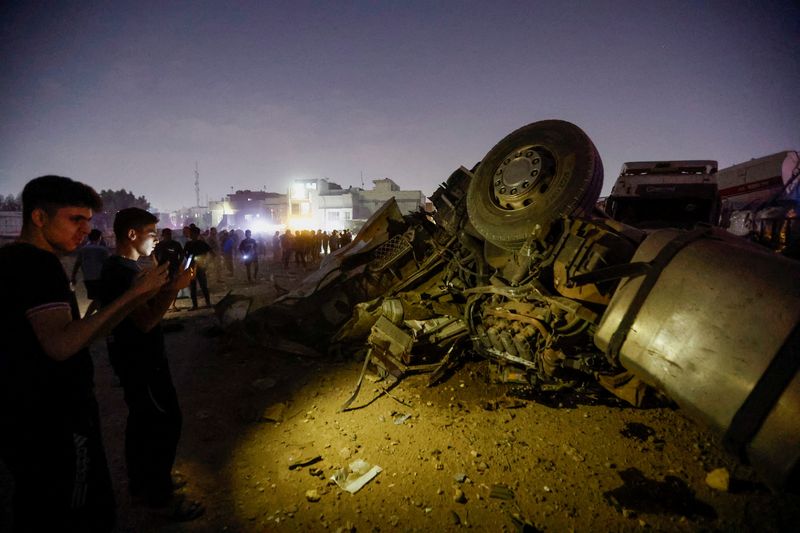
0;211;23;237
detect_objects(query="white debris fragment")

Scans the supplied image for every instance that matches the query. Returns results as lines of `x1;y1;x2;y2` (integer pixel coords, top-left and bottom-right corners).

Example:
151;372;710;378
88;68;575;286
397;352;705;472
331;459;382;493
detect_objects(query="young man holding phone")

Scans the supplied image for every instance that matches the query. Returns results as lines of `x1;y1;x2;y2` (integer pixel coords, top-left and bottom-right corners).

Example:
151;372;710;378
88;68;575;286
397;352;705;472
99;208;203;520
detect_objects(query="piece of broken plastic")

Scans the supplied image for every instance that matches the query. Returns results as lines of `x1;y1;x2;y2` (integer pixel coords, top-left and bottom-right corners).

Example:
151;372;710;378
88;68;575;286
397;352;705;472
331;459;383;493
393;413;411;425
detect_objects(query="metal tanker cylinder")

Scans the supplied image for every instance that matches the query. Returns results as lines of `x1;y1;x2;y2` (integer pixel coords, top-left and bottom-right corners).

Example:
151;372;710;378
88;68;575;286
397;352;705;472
595;228;800;491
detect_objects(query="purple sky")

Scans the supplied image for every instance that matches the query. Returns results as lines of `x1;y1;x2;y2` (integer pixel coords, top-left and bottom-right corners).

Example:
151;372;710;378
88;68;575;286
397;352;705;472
2;0;798;211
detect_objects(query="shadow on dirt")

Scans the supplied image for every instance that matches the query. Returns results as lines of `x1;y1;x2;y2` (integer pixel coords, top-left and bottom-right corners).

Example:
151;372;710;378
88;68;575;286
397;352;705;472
506;381;631;409
603;467;717;520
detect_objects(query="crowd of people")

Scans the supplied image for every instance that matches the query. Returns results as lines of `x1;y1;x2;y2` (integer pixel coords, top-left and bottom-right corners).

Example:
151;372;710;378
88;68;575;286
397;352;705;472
78;224;358;303
0;174;358;532
152;225;355;286
276;228;352;268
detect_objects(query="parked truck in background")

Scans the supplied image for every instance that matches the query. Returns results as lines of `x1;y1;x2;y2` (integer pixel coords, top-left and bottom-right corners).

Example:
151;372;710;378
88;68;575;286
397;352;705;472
716;151;800;257
604;160;719;230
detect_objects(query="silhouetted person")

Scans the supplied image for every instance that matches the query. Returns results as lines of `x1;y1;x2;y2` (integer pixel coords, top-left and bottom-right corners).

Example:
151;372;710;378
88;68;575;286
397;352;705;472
322;230;330;254
272;230;281;261
184;225;212;309
207;227;223;282
281;229;293;269
221;230;235;276
238;229;259;282
71;228;110;317
295;230;308;266
154;228;184;279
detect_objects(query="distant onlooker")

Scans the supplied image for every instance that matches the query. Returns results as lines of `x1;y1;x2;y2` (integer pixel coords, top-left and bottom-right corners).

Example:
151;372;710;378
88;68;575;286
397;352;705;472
341;229;352;246
294;230;307;267
221;230;235;276
280;229;292;269
184;225;212;309
238;229;259;283
71;228;111;316
321;230;330;255
330;229;340;252
207;227;223;282
154;228;184;279
314;229;323;259
272;230;281;262
178;226;191;247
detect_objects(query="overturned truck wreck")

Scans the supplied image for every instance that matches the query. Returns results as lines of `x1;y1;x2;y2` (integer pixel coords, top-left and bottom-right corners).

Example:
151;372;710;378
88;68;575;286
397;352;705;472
257;120;800;492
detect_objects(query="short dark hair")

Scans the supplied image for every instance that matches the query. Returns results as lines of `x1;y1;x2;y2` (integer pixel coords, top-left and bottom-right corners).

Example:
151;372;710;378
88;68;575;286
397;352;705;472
22;175;102;223
113;207;158;241
88;229;103;242
189;225;201;238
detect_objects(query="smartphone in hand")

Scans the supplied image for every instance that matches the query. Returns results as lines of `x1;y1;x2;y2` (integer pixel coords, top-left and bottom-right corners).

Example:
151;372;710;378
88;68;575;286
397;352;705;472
181;254;194;271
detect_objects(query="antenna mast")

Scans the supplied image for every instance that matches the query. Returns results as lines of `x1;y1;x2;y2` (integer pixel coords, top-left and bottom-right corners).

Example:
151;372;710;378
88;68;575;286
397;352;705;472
194;162;200;207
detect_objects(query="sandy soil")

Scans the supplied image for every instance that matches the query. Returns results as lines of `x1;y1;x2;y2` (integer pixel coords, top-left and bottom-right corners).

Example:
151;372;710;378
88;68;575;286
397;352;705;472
2;256;799;532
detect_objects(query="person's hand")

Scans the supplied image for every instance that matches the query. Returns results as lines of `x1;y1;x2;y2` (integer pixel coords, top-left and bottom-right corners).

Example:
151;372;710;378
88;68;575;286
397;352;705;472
172;265;196;291
131;262;169;298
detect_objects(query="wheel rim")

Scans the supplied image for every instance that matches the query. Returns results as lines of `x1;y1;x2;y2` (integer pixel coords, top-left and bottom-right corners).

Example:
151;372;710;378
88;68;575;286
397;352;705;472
467;120;603;251
490;145;557;211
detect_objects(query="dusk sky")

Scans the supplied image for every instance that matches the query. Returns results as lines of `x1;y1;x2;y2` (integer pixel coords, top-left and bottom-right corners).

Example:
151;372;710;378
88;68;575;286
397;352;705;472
1;0;798;211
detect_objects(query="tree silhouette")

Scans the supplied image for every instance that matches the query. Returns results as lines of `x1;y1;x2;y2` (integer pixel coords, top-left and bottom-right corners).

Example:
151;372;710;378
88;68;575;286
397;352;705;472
91;189;152;232
0;193;21;211
98;189;151;214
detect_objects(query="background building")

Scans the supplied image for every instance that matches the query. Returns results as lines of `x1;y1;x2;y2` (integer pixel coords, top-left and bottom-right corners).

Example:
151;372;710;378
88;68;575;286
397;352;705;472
169;178;424;234
355;178;426;220
290;177;425;232
0;211;22;242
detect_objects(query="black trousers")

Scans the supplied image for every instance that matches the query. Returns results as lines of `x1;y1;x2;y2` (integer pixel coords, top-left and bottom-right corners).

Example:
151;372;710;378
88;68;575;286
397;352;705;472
189;266;210;307
244;259;259;281
2;394;115;532
121;364;182;504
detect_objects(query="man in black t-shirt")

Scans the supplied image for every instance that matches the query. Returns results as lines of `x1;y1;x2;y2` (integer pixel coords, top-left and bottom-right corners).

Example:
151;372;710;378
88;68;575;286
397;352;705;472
153;227;186;311
154;228;184;279
238;229;259;282
184;225;212;309
99;208;199;517
0;176;169;532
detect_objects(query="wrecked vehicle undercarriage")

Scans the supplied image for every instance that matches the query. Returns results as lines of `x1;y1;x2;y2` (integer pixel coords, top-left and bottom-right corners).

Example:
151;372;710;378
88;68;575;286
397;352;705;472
256;120;800;492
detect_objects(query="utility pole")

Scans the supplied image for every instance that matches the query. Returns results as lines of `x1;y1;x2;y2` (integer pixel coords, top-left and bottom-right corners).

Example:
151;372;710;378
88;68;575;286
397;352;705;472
194;162;201;207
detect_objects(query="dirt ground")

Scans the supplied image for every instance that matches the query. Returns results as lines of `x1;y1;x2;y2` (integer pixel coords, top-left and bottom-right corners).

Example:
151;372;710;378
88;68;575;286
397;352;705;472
2;255;799;532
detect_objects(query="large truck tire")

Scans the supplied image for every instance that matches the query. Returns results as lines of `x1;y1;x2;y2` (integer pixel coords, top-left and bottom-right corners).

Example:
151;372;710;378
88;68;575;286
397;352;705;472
467;120;603;251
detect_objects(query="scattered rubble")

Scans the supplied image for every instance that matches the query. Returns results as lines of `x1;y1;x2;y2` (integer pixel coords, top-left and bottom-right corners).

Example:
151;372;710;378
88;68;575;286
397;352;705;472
705;468;731;492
